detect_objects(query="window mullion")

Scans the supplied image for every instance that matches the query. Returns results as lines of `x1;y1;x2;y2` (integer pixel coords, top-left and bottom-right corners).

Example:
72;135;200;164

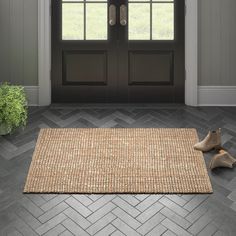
84;0;86;40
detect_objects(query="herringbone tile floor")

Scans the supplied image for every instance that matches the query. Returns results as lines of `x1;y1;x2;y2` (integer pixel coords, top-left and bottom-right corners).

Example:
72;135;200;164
1;104;236;236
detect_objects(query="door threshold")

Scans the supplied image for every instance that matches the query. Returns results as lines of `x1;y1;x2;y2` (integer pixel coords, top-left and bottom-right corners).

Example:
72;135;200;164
49;103;186;109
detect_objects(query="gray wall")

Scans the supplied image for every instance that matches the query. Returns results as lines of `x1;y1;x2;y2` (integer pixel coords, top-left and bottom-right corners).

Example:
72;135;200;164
0;0;38;86
198;0;236;86
0;0;236;86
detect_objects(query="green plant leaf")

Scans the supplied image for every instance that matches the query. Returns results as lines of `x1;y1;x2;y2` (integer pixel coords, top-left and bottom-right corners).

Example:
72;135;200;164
0;83;28;132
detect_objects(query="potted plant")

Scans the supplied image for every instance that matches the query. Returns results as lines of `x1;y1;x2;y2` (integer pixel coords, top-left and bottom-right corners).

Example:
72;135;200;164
0;83;28;135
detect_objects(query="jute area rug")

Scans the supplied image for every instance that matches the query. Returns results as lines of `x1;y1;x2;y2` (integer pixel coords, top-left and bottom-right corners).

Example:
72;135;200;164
24;128;212;194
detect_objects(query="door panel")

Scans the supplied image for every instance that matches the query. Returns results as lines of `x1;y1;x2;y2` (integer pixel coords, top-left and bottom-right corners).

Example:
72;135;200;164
128;51;173;85
62;51;107;85
52;0;185;103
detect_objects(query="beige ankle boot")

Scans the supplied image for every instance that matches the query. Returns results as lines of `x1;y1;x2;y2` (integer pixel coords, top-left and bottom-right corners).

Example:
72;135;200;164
194;129;221;152
209;150;236;170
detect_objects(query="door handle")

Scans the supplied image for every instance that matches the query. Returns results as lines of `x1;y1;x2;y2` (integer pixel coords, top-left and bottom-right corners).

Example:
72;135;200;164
109;5;116;26
120;5;127;26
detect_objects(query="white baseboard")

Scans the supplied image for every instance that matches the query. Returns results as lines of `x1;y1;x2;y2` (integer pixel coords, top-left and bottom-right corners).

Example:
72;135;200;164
24;86;39;106
24;85;236;107
198;86;236;106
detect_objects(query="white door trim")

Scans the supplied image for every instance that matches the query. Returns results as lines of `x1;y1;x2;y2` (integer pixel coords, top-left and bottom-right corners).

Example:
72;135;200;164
38;0;198;106
38;0;51;106
185;0;198;106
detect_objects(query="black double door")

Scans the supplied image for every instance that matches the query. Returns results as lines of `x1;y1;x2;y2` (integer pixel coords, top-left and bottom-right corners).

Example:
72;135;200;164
52;0;185;103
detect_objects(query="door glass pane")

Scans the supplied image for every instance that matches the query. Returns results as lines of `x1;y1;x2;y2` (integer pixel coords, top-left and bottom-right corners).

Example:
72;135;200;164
152;3;174;40
128;0;175;41
86;3;107;40
62;1;107;40
129;4;150;40
62;3;84;40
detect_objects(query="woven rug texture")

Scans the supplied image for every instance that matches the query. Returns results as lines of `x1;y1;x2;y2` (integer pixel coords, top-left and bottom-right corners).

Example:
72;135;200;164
24;128;213;194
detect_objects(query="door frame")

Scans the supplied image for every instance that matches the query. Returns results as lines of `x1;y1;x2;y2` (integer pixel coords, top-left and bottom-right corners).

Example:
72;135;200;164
38;0;198;106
